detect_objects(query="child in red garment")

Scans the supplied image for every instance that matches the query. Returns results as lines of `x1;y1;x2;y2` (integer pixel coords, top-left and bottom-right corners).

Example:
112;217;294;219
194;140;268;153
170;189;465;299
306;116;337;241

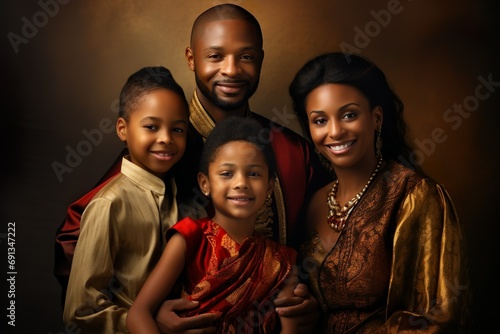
127;117;299;334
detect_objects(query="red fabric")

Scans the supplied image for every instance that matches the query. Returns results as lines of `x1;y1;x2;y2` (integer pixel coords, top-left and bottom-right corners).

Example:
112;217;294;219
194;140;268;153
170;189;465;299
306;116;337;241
268;124;309;236
169;217;297;334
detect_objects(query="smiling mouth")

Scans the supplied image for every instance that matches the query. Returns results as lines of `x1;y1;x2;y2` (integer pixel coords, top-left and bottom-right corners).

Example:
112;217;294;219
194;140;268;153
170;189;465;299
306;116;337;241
152;151;175;160
216;79;245;86
216;83;245;95
327;140;355;152
228;196;254;202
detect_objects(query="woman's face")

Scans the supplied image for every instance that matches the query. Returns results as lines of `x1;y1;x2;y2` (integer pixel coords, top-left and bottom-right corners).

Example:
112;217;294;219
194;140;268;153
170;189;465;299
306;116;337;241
305;83;382;171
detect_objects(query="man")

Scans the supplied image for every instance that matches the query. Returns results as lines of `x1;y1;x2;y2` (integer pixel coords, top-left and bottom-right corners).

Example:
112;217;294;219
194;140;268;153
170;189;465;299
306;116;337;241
55;4;329;332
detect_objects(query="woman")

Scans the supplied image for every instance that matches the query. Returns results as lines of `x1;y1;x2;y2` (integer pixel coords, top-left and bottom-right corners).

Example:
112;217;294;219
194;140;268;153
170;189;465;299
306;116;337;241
289;52;471;333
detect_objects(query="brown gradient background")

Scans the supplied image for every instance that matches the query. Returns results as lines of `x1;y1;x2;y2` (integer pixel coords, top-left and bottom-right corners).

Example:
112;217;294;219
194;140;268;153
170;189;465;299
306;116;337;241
1;0;499;333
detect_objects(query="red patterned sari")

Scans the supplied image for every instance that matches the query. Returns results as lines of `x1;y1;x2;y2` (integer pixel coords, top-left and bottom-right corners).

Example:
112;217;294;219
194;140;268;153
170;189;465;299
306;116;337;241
166;217;297;334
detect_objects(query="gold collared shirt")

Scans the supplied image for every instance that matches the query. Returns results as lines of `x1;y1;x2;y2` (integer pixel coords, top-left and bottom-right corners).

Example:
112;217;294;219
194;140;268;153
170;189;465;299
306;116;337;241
63;156;178;334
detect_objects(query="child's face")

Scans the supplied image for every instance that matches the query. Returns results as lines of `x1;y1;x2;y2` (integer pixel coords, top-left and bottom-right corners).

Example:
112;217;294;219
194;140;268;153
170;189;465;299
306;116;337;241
116;88;188;177
199;140;273;223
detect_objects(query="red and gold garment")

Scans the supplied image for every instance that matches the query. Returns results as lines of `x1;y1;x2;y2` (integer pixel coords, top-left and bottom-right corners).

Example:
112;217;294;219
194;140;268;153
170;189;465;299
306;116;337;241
168;217;297;334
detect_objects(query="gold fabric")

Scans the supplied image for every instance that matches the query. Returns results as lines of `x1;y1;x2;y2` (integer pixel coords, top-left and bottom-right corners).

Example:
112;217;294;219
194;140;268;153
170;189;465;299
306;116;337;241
189;90;217;140
300;161;471;333
63;157;178;334
188;91;287;244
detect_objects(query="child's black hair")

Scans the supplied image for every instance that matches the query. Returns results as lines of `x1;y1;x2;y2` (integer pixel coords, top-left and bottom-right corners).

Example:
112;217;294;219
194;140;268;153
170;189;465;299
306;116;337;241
199;117;276;180
118;66;188;119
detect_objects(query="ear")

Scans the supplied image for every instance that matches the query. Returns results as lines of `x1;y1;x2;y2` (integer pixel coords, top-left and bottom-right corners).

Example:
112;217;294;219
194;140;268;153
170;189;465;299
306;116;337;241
373;106;383;129
116;117;127;142
185;47;195;72
197;172;210;196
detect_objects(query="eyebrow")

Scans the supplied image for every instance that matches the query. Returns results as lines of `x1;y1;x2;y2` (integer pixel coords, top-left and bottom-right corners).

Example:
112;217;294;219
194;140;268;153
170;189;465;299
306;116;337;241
308;102;361;116
216;163;265;169
204;46;259;52
140;117;188;124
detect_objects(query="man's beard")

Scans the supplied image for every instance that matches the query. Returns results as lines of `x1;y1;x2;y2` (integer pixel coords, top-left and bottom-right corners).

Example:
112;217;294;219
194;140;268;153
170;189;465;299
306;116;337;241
195;74;259;111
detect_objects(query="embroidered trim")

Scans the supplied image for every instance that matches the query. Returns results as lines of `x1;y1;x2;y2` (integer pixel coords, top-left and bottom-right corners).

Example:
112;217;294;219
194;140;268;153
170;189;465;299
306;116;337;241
189;91;215;140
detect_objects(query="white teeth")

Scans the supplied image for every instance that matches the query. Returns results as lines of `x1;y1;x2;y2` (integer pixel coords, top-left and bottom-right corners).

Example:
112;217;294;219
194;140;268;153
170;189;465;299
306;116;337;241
329;141;353;151
230;197;252;201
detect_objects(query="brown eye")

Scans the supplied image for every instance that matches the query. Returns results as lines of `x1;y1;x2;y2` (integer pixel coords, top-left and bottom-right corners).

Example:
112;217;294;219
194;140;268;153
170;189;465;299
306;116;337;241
342;112;357;120
240;54;254;61
312;117;327;125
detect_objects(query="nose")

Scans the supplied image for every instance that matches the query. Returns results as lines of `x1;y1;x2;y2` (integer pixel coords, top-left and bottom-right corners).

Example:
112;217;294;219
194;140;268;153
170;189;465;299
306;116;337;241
221;56;239;77
158;129;173;144
233;172;249;189
328;119;343;139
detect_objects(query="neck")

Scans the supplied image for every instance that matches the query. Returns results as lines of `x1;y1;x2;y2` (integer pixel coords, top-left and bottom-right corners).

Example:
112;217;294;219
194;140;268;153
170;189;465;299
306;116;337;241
333;155;382;205
195;88;249;123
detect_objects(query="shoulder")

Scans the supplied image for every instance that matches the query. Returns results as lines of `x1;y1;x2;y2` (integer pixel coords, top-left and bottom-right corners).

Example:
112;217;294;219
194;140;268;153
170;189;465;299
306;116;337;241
383;161;448;198
168;217;211;260
378;160;428;195
80;174;127;215
172;216;203;232
251;112;305;142
385;162;460;231
251;112;315;169
86;172;162;216
91;173;129;201
168;217;208;242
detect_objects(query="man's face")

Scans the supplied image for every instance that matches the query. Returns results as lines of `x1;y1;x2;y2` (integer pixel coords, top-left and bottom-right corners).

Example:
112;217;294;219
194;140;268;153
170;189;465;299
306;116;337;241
188;19;264;111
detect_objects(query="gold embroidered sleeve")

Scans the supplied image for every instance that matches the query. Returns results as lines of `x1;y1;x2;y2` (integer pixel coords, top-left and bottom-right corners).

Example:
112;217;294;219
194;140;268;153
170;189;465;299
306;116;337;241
378;179;471;333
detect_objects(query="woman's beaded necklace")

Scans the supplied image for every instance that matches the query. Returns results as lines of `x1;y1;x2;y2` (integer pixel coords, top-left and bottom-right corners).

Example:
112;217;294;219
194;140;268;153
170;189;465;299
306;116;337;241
327;157;383;232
